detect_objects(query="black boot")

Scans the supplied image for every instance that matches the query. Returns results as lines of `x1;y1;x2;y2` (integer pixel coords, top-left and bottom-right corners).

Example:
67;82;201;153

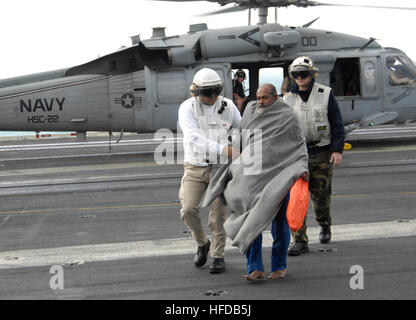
319;226;331;244
194;240;210;267
209;258;225;274
288;242;309;256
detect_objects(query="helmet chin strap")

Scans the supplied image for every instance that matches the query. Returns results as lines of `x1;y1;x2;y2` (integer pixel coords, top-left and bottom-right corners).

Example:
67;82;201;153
198;95;220;107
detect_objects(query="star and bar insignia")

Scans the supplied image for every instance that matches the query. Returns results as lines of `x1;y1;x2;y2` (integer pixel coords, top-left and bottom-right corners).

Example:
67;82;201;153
114;93;142;108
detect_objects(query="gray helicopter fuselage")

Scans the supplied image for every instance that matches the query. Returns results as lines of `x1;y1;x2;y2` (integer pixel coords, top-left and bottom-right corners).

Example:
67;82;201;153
0;23;415;133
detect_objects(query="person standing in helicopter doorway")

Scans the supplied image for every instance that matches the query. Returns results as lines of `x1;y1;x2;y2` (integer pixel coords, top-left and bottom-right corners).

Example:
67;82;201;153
178;68;241;273
283;56;345;256
232;69;248;115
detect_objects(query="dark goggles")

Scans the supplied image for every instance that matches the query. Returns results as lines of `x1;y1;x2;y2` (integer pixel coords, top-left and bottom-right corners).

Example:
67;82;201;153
199;86;223;97
290;70;311;79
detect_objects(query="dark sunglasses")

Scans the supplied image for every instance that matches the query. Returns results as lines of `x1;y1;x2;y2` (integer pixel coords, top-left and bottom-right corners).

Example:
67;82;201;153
290;70;311;79
199;86;223;97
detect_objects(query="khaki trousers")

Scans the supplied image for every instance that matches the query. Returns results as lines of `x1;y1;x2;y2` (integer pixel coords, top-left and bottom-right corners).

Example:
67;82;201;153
179;163;227;258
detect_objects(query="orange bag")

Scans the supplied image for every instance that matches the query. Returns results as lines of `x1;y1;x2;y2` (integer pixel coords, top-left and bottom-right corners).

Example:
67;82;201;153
286;178;309;232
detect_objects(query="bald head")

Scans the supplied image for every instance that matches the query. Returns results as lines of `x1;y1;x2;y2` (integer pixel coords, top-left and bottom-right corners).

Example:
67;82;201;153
256;84;278;108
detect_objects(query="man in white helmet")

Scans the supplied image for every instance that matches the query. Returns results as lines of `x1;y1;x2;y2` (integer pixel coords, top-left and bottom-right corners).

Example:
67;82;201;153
283;56;345;256
178;68;241;273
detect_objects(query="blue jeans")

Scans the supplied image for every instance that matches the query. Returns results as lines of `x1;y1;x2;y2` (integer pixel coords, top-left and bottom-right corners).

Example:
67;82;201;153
245;193;290;273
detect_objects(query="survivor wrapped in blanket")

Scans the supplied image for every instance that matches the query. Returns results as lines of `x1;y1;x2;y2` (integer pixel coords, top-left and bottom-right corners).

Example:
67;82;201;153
201;100;309;254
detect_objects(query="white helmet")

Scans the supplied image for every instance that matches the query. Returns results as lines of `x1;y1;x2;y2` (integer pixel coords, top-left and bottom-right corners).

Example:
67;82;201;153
190;68;223;97
289;56;318;79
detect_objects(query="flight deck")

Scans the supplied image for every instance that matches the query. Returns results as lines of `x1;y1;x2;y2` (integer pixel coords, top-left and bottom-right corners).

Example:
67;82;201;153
0;125;415;300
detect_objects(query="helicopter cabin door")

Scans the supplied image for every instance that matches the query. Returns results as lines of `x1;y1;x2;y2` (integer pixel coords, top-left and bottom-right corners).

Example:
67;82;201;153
381;52;416;122
330;57;381;124
146;63;232;131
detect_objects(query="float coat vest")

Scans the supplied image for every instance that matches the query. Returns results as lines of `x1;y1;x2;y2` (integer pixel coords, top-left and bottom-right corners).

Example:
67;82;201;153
186;97;235;165
284;82;331;147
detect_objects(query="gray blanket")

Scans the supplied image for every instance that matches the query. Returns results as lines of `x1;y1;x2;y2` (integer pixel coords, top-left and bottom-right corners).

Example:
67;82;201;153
201;100;309;254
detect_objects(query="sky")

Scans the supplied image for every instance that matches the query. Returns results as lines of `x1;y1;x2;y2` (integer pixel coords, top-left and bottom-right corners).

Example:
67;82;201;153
1;0;415;79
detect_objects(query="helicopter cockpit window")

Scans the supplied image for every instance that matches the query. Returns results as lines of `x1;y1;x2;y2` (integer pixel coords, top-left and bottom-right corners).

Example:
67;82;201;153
258;67;284;95
385;55;416;86
330;58;361;97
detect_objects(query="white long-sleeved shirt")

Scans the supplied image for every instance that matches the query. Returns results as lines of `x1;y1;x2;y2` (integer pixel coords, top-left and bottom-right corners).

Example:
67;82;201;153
178;96;241;166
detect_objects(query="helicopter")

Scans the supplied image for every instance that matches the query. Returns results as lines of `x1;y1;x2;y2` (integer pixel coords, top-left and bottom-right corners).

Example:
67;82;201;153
0;0;415;140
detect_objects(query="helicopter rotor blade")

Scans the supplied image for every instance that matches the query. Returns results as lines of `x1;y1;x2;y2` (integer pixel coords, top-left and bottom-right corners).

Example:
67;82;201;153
197;4;247;16
150;0;209;2
197;2;416;19
314;2;416;11
150;1;416;18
